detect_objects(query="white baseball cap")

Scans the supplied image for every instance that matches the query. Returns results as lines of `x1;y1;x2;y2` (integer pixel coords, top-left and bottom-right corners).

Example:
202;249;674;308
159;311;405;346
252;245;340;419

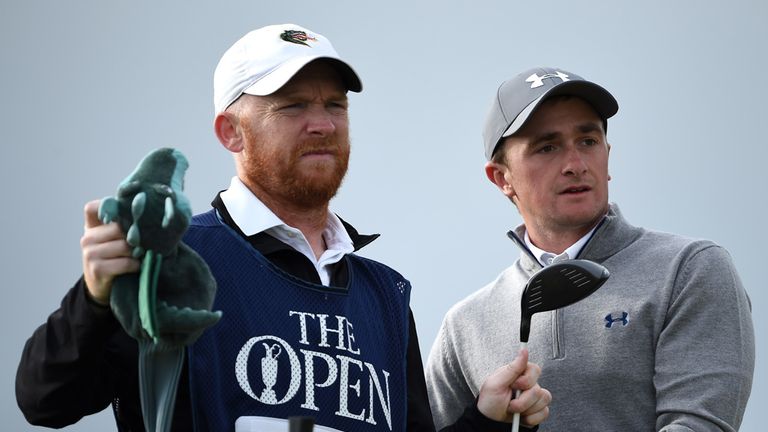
213;24;363;113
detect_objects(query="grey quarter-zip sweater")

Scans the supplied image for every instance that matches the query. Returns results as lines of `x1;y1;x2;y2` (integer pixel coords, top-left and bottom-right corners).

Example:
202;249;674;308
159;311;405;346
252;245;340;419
425;203;754;431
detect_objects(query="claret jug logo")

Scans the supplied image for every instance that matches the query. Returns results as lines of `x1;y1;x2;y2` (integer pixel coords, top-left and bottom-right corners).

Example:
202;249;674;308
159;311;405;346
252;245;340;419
234;311;394;430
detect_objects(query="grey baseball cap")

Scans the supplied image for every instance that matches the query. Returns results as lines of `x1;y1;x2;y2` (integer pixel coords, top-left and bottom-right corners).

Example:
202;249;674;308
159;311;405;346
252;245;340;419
482;67;618;160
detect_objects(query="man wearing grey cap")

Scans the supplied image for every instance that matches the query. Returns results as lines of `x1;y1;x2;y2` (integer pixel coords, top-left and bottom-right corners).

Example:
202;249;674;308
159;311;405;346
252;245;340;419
425;67;754;431
16;25;550;432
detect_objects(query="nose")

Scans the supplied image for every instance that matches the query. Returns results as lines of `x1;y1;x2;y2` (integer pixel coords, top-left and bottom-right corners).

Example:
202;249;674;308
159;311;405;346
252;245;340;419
306;108;337;137
562;147;588;176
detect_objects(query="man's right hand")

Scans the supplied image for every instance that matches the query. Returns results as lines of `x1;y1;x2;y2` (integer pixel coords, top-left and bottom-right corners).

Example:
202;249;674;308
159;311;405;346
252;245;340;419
476;348;552;427
80;200;140;305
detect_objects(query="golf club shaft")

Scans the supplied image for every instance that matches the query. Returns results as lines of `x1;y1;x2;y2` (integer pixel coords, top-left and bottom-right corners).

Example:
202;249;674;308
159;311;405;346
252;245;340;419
511;342;527;432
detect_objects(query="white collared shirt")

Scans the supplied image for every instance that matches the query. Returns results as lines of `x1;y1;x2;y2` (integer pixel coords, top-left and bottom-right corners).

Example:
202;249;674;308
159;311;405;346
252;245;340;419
219;177;355;286
524;224;599;267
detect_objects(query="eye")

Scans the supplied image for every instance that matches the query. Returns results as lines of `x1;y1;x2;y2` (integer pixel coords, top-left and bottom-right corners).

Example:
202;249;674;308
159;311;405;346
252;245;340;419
582;138;599;146
536;144;556;154
278;102;306;111
327;100;348;113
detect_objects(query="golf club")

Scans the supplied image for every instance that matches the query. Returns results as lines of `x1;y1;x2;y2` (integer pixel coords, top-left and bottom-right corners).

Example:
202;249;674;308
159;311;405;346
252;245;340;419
289;416;315;432
512;259;610;432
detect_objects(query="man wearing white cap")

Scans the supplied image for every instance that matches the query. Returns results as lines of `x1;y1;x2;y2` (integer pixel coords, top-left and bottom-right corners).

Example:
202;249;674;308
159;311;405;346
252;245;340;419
16;25;551;431
425;67;755;431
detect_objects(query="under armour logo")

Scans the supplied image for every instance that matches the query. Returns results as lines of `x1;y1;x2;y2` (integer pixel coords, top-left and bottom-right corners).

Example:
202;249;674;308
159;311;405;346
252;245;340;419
525;71;570;88
605;311;629;328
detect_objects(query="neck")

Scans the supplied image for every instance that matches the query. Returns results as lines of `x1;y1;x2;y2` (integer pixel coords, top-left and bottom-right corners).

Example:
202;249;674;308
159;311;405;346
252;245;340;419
246;182;330;260
276;206;329;260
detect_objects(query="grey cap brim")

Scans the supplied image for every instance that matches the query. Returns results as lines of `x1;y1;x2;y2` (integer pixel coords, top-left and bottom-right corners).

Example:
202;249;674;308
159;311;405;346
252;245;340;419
502;81;617;139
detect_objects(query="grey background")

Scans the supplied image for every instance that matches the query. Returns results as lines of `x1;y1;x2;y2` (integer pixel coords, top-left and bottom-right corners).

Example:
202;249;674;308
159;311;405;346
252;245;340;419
1;1;765;430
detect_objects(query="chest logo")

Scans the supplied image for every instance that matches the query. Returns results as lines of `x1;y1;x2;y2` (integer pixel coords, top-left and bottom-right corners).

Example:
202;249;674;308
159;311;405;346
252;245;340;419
395;281;407;294
605;311;629;328
233;311;395;430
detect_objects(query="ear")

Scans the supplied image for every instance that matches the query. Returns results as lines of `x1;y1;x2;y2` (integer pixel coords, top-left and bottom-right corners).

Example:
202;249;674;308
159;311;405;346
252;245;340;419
607;142;612;181
214;112;244;153
484;161;516;199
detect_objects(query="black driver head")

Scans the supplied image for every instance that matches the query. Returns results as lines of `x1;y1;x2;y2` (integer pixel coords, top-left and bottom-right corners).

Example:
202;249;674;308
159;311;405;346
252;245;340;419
519;259;610;343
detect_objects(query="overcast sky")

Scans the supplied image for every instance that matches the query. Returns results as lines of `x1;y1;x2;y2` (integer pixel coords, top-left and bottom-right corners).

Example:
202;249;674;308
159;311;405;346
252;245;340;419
2;1;765;430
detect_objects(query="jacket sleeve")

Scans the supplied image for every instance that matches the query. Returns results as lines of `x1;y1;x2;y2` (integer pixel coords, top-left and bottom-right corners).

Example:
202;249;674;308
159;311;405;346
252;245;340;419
422;313;536;432
15;277;124;428
655;244;755;431
424;314;478;430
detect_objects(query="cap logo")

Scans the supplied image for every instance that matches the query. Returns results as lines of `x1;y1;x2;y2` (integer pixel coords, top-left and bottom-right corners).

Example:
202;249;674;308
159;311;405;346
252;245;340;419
525;71;570;88
280;30;317;47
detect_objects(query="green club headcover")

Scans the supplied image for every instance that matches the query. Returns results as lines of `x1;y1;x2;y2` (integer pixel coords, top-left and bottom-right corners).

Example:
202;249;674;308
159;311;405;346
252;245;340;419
97;147;222;432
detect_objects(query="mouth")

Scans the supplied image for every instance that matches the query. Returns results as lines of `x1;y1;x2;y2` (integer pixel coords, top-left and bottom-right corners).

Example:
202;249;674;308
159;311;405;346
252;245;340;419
560;185;592;195
298;148;338;161
300;144;338;156
302;149;334;155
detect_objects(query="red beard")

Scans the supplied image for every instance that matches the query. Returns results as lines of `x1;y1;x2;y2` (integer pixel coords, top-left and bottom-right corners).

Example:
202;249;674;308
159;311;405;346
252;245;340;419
239;125;350;209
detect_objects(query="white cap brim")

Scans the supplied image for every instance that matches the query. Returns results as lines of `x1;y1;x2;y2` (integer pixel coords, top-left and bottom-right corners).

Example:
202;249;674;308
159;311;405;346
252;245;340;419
242;55;362;97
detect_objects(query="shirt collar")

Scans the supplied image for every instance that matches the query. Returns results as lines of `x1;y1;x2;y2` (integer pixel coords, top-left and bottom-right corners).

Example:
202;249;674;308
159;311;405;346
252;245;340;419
219;176;355;253
220;176;283;236
523;224;600;267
